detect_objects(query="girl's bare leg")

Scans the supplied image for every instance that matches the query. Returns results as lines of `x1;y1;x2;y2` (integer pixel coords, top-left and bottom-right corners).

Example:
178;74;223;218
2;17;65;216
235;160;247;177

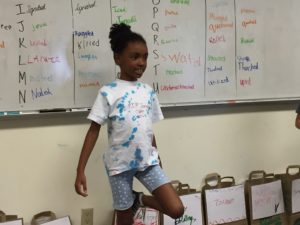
142;183;184;219
116;208;133;225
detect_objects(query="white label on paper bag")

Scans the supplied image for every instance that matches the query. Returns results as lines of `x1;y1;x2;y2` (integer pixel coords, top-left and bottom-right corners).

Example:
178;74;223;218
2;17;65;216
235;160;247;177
142;208;160;225
251;180;285;220
0;219;23;225
205;184;246;225
41;217;71;225
292;179;300;213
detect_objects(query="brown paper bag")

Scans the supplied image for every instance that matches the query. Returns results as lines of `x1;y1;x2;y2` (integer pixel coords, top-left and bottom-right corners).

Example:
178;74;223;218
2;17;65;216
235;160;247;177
0;219;23;225
275;165;300;225
31;211;56;225
176;183;197;195
202;173;248;225
0;211;5;222
0;211;18;222
202;173;235;189
245;170;287;225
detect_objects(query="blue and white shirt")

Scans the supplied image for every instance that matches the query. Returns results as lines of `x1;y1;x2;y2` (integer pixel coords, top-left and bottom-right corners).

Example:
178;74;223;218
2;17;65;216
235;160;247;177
88;79;164;176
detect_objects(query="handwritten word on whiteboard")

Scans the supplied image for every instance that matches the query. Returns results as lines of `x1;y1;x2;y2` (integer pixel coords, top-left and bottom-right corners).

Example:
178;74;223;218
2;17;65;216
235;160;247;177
251;180;285;220
205;184;246;225
163;193;203;225
292;179;300;213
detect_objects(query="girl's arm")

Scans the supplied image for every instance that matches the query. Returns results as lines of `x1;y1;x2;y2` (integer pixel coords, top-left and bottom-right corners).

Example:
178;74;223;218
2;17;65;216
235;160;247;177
152;134;163;168
75;121;101;197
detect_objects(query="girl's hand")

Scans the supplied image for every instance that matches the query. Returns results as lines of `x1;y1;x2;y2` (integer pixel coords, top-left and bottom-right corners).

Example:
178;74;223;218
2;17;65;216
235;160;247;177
75;172;88;197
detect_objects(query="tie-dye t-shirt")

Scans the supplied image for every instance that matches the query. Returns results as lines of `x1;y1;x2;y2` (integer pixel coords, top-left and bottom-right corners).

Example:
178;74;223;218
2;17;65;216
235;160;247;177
88;79;164;176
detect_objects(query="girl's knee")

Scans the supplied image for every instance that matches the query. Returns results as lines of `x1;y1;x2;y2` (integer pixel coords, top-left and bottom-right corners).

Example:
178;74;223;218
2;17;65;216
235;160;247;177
168;202;185;219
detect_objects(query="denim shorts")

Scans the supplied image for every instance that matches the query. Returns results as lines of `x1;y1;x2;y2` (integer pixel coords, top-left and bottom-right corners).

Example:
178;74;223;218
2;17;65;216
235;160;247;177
108;165;170;210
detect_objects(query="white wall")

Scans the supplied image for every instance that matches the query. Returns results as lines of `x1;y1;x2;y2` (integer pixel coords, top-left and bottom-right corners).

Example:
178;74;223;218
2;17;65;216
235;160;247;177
1;102;300;225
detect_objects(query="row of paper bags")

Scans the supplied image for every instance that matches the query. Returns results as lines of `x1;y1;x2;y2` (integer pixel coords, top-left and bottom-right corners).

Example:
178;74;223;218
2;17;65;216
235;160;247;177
113;165;300;225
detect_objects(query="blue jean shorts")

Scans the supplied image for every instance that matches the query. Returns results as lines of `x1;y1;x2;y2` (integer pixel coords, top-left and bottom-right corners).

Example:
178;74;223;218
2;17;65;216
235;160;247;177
108;165;170;210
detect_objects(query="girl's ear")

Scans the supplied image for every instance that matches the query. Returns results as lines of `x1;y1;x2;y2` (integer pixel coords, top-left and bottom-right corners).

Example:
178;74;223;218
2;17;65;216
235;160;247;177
114;53;120;66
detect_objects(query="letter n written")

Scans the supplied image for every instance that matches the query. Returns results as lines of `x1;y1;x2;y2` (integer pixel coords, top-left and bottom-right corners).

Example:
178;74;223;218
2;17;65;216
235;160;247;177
19;90;26;104
19;71;27;85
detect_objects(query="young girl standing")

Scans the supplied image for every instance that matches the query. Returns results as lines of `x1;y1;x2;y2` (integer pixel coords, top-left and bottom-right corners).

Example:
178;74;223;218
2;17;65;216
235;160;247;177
75;23;184;225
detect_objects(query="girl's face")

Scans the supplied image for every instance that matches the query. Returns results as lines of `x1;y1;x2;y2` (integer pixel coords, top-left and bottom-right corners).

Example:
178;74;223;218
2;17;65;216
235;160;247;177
115;41;148;81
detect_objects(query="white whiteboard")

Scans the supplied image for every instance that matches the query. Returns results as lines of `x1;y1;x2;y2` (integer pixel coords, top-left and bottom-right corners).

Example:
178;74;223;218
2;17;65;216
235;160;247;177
1;0;300;112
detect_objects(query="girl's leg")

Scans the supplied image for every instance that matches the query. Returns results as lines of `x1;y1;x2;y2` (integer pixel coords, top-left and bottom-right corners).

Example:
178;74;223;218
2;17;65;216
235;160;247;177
108;170;137;225
115;209;133;225
142;183;184;219
135;165;184;219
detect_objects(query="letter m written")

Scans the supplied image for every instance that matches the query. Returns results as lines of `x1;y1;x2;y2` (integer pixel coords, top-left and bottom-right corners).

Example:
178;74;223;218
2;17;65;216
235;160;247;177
19;71;27;85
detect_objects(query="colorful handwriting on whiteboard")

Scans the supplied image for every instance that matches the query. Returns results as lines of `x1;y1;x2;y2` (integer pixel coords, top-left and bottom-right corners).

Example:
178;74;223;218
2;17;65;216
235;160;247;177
111;6;137;25
238;62;258;71
237;56;259;72
30;39;48;47
240;77;251;87
74;1;96;14
161;52;201;67
241;37;254;44
164;24;177;31
27;4;46;16
32;22;47;32
26;55;61;64
208;76;229;86
174;207;197;225
160;84;194;91
209;35;226;44
31;87;53;100
170;0;190;5
242;19;257;28
116;15;137;25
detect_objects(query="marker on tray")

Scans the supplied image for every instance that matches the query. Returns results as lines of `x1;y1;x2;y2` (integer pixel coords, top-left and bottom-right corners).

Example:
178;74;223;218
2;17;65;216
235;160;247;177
6;111;20;115
20;111;39;115
39;108;66;113
71;108;90;112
